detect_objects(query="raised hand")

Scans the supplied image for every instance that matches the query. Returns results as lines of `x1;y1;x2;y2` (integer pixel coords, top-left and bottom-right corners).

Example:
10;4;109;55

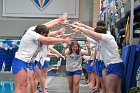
59;12;68;23
53;54;60;58
55;34;67;38
72;28;80;33
81;32;87;38
64;37;74;43
73;20;83;27
85;40;90;47
83;59;88;63
62;43;68;49
63;32;77;38
63;20;71;25
59;26;66;34
69;23;86;33
60;55;65;60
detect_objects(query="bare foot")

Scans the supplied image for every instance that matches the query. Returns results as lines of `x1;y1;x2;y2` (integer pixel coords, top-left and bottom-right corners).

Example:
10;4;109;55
99;90;103;93
92;89;100;93
87;83;94;90
42;91;49;93
42;90;49;93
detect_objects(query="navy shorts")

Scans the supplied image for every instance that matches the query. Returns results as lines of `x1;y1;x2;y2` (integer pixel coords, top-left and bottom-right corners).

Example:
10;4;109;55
12;58;28;75
66;70;82;76
106;62;124;78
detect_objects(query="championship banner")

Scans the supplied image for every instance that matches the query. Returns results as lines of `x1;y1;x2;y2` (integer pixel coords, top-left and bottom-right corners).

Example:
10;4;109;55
3;0;79;18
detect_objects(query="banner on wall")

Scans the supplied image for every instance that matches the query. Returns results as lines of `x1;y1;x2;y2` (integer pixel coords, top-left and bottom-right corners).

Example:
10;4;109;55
3;0;79;18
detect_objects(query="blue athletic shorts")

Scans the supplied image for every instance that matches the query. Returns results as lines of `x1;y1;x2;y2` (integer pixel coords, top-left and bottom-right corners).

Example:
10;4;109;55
66;70;82;76
94;59;101;76
93;59;97;71
37;60;49;70
98;60;106;77
106;62;124;78
12;58;28;75
84;60;95;73
42;60;49;69
26;62;36;71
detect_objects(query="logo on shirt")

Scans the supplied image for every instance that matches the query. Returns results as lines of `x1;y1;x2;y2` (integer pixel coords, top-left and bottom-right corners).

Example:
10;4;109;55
69;55;80;61
31;0;53;11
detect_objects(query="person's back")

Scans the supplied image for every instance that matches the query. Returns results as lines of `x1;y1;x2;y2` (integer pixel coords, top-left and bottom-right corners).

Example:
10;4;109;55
100;33;122;66
15;26;41;63
94;26;124;93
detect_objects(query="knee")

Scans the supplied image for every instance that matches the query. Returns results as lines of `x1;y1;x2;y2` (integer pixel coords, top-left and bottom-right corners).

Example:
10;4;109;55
106;92;115;93
106;85;109;91
69;84;73;89
42;73;47;77
73;83;79;88
106;87;115;93
16;82;27;89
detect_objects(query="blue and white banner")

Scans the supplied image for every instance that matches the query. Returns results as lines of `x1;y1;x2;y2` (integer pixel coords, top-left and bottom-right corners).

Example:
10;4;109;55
3;0;79;18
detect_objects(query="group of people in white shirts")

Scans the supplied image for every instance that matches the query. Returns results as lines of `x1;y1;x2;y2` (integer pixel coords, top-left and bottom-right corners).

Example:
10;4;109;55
12;13;124;93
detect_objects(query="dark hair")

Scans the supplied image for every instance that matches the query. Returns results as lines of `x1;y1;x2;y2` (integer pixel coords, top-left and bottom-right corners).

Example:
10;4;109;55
95;26;107;34
69;41;81;55
97;20;106;26
34;25;49;36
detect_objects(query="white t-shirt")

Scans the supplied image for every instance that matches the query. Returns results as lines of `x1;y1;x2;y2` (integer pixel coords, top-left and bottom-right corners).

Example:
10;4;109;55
65;49;86;71
35;45;50;66
15;26;42;63
86;37;96;60
87;37;96;44
82;47;90;60
42;45;50;62
82;46;95;61
100;33;122;66
96;43;102;60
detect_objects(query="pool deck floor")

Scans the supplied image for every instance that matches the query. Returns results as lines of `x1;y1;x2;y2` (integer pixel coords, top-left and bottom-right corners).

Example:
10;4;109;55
0;72;94;93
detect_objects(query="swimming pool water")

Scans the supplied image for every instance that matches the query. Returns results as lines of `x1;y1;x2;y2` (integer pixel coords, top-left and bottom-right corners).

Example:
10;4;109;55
0;77;15;93
0;82;15;93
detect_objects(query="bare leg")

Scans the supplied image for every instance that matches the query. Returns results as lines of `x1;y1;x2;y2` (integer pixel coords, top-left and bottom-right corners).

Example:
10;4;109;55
92;74;100;92
30;70;35;93
88;72;94;90
102;69;106;86
82;66;88;82
88;71;96;90
73;75;81;93
87;73;91;88
99;69;106;93
115;77;122;93
99;77;106;93
67;76;73;93
34;65;41;93
86;74;90;84
14;69;27;93
26;69;31;93
106;74;118;93
40;68;48;93
92;71;96;87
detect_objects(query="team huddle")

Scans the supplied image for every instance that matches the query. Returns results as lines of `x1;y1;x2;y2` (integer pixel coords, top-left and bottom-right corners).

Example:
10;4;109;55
12;13;124;93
